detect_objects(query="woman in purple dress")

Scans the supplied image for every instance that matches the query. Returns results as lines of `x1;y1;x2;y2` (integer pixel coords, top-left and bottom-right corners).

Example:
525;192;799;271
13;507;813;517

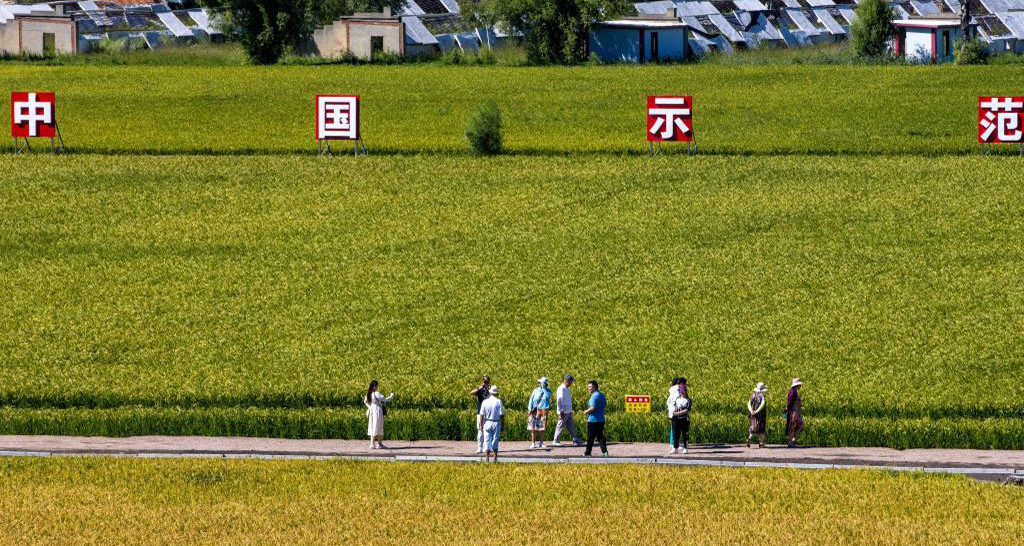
786;378;804;448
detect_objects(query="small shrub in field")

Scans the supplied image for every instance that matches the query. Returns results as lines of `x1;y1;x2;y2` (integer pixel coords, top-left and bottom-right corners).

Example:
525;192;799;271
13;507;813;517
442;48;464;65
956;38;989;65
465;100;503;155
851;0;896;58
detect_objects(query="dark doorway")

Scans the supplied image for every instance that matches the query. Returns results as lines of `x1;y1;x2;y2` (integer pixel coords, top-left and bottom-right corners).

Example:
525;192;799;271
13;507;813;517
43;33;56;57
650;32;659;61
371;36;384;58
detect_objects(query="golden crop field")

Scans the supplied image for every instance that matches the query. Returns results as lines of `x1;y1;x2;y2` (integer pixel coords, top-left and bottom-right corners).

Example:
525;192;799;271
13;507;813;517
0;457;1020;546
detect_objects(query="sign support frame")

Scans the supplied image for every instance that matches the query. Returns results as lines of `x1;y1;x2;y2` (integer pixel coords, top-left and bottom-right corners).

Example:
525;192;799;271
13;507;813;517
11;122;65;155
317;138;367;157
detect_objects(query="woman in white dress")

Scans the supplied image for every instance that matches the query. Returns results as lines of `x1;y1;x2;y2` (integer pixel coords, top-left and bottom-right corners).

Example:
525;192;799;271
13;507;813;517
364;380;395;449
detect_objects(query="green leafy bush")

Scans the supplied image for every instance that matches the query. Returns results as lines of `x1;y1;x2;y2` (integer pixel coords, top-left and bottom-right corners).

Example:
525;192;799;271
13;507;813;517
850;0;896;58
956;38;989;65
465;100;503;155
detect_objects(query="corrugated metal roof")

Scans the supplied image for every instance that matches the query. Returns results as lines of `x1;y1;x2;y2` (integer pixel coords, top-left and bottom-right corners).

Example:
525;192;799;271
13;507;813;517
733;0;768;10
675;1;722;16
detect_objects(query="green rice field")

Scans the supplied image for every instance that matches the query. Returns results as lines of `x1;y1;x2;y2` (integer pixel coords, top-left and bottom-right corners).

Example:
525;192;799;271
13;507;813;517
0;64;1022;447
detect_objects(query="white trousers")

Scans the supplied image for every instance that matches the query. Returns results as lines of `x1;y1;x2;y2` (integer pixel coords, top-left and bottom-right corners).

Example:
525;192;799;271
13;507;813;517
477;414;485;450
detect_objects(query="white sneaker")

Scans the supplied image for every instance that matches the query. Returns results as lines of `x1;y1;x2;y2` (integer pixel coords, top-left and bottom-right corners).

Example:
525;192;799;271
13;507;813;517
529;443;537;449
681;448;688;454
670;448;678;454
538;442;545;448
476;448;483;454
550;441;563;447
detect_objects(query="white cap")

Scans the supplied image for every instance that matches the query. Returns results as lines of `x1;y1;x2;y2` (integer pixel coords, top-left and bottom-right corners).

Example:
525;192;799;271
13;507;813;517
538;377;548;384
489;385;499;395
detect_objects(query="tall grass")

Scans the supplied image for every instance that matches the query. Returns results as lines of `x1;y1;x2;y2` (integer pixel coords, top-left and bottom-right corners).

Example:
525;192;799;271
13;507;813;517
1;458;1021;545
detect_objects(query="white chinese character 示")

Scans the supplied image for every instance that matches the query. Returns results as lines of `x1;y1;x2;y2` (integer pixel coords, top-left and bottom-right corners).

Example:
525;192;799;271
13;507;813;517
318;96;359;140
14;92;53;137
649;97;690;140
980;97;1023;142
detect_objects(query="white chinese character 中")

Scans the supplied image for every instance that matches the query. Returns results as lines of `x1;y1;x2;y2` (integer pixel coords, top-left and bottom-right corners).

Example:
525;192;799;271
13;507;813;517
649;97;691;140
318;96;359;140
13;93;53;137
980;97;1023;142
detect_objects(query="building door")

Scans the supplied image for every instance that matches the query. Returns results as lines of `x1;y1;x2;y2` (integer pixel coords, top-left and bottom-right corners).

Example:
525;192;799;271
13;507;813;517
943;30;951;58
650;32;659;61
371;36;384;58
43;33;56;57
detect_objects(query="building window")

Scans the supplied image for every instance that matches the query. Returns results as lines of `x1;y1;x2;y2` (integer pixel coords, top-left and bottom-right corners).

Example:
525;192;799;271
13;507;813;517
43;33;56;57
650;32;659;61
371;36;384;58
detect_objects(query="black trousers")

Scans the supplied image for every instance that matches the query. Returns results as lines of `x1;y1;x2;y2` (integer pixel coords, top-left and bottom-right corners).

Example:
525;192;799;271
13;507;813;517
672;417;690;449
585;421;607;455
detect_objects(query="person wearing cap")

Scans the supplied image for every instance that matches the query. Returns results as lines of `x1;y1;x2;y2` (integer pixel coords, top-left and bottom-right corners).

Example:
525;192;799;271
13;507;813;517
668;382;691;455
582;380;608;457
470;376;492;454
786;378;804;448
527;377;552;449
551;374;581;446
747;382;768;449
479;385;505;462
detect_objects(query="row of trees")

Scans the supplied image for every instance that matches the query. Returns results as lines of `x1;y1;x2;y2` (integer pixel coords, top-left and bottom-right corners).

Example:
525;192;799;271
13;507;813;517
202;0;630;64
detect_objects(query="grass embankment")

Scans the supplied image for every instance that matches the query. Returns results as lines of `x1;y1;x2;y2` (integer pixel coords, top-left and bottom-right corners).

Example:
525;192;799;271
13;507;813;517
1;154;1022;447
1;63;1022;155
0;458;1021;545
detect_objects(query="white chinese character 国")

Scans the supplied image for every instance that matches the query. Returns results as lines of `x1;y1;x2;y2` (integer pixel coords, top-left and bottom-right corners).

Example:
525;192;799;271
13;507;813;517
317;96;359;140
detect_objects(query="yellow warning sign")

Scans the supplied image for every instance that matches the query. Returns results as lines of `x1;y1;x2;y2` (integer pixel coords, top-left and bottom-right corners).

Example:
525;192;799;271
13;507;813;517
625;395;651;413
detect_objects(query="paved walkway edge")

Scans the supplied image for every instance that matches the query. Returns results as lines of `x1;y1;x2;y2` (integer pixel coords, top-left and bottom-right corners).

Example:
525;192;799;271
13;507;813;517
3;449;1023;478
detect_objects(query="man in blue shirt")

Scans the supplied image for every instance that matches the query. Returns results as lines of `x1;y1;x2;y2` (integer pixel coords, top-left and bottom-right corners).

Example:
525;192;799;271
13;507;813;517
582;380;608;457
528;377;552;449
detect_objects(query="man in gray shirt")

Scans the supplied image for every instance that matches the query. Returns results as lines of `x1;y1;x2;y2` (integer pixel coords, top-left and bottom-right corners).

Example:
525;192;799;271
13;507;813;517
550;375;581;446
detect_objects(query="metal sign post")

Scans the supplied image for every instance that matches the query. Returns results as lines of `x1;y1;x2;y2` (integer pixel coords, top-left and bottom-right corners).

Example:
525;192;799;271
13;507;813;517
10;91;66;154
647;95;696;156
315;94;367;157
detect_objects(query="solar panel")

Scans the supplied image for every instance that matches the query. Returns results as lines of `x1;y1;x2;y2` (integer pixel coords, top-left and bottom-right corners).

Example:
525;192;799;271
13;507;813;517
402;16;438;45
909;0;940;14
153;10;194;37
636;0;678;14
836;5;857;23
681;15;709;33
675;1;721;16
78;1;112;26
734;0;768;10
786;9;822;33
805;0;835;6
814;7;845;32
708;12;745;40
187;9;221;35
412;0;450;15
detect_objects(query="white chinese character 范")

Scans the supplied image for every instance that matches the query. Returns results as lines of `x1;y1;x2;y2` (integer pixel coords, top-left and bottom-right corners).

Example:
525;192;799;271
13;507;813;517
13;92;53;137
979;97;1023;143
317;96;359;140
649;97;691;140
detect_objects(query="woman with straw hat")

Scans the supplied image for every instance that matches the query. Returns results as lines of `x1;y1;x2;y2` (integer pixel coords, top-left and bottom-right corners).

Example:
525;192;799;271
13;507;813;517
785;378;804;448
747;382;768;449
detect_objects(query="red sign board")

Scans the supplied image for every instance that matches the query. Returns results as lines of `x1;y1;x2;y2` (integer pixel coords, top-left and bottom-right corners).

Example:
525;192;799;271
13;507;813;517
979;96;1024;144
316;94;360;141
11;91;56;138
647;95;693;142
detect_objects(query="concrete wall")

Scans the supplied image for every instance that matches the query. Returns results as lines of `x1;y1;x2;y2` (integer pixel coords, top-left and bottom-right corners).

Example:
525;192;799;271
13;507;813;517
904;27;934;63
313;19;403;58
0;18;75;56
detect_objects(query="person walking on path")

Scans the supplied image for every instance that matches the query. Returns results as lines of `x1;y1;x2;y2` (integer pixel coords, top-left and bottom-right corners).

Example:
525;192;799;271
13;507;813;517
786;378;804;448
669;383;691;454
747;382;768;449
666;377;684;448
470;376;492;454
582;380;608;457
528;377;552;449
364;380;395;450
551;375;581;446
479;385;505;462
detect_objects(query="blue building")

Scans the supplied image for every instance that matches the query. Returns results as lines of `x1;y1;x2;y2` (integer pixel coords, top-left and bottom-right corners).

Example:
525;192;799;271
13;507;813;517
589;11;690;63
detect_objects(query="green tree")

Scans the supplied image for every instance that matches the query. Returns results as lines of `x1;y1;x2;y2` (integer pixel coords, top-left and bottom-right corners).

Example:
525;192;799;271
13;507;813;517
202;0;403;64
850;0;896;58
486;0;630;64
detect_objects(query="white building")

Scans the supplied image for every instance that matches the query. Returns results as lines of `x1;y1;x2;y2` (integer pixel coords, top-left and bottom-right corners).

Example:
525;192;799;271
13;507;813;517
893;16;972;62
0;3;76;56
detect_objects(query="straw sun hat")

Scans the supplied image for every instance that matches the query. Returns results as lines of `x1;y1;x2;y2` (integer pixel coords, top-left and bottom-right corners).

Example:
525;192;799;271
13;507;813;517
753;382;768;393
791;378;804;388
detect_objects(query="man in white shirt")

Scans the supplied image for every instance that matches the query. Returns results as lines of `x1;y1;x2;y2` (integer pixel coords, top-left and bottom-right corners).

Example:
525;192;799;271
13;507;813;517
551;375;581;446
478;385;505;462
